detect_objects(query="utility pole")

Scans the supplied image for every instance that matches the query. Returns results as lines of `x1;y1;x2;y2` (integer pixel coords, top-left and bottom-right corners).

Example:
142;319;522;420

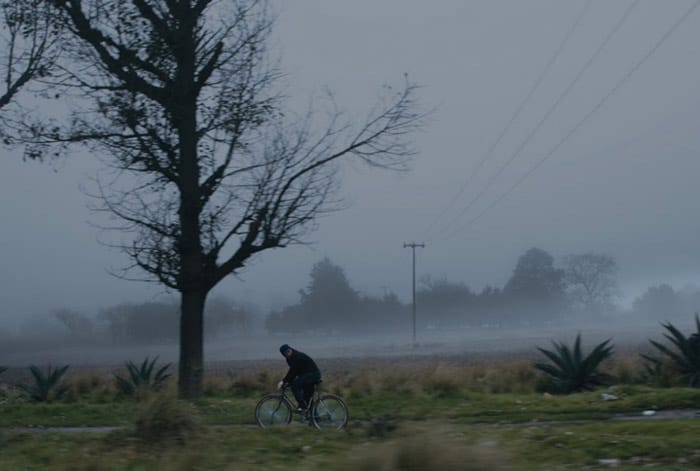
403;242;425;344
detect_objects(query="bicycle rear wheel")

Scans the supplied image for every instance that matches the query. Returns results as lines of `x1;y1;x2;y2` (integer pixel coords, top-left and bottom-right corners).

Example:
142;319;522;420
311;394;348;430
255;394;293;428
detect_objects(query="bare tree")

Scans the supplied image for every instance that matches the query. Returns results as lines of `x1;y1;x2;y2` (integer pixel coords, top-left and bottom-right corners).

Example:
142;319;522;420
53;308;94;336
0;0;57;140
563;253;619;315
35;0;423;397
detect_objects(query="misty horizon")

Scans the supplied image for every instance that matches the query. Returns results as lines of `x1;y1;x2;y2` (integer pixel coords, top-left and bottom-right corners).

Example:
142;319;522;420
3;1;700;339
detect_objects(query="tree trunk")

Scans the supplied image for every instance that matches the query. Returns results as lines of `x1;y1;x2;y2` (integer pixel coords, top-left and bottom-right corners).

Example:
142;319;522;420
174;14;204;398
179;289;206;398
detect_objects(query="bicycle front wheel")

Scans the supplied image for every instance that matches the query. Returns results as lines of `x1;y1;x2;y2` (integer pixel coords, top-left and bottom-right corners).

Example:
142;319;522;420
255;394;293;428
311;394;348;430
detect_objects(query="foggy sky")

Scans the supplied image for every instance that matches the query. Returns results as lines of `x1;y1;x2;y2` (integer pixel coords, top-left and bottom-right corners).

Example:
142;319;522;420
2;0;700;330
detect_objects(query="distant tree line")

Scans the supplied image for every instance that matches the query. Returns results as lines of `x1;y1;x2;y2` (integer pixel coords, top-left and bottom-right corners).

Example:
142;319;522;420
38;297;260;345
265;258;405;334
265;248;700;333
632;284;700;322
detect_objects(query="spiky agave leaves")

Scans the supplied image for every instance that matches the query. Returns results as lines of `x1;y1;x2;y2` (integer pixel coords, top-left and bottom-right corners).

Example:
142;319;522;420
114;356;172;396
18;364;70;402
642;315;700;387
534;334;614;394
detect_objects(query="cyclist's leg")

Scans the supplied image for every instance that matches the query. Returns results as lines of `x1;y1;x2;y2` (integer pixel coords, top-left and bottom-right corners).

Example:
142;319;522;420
292;372;321;409
290;377;306;409
302;372;321;407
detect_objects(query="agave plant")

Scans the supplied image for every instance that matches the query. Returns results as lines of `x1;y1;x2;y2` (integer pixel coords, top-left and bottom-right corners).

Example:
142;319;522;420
534;334;614;394
642;315;700;387
114;356;172;396
18;365;70;402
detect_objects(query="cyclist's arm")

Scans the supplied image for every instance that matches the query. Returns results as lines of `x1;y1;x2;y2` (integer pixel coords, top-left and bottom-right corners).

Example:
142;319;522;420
282;364;298;385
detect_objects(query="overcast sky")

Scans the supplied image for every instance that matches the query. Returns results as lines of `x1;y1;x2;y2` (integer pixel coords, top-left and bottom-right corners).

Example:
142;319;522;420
2;0;700;330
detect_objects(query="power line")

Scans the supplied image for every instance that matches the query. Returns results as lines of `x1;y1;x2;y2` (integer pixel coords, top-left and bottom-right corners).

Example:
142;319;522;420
440;0;700;241
420;0;593;240
428;0;640;242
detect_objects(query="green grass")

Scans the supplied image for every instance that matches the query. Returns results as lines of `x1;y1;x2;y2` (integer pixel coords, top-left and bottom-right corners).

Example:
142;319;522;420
0;399;136;427
498;420;700;470
2;357;700;470
2;419;700;470
3;385;700;428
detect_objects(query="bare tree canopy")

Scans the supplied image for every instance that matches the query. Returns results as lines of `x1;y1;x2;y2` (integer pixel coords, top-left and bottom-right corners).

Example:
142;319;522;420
0;0;58;139
28;0;424;397
563;252;619;315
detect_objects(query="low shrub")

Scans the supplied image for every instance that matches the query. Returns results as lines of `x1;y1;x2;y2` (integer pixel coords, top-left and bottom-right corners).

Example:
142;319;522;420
134;393;202;444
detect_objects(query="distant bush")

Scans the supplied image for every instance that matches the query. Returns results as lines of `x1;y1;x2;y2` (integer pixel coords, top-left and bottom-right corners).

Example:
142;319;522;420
642;315;700;387
114;357;172;397
0;366;6;376
134;394;202;444
18;365;70;402
534;334;613;394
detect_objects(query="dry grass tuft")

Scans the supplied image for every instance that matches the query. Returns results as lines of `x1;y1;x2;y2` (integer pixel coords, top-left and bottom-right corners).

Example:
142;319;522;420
202;375;231;396
324;358;543;398
62;370;116;402
225;369;278;396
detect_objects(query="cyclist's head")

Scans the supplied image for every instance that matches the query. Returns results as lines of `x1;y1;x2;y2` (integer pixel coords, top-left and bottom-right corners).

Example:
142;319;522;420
279;344;292;357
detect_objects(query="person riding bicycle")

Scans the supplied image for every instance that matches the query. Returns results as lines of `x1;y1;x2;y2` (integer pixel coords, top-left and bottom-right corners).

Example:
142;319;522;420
277;344;321;412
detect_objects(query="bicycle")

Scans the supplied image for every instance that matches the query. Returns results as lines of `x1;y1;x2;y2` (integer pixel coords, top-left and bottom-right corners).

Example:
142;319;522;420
254;381;348;430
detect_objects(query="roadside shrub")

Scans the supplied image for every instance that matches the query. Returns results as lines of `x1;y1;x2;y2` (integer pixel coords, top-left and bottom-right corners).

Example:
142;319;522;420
18;364;70;402
534;334;613;394
114;356;172;397
642;315;700;387
134;393;202;444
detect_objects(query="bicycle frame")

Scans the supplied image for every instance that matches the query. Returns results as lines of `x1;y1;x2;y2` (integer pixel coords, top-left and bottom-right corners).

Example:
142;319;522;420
255;381;348;429
281;382;321;413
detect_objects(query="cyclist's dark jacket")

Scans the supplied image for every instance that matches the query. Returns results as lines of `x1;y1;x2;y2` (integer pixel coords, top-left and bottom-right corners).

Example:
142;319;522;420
282;350;320;384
